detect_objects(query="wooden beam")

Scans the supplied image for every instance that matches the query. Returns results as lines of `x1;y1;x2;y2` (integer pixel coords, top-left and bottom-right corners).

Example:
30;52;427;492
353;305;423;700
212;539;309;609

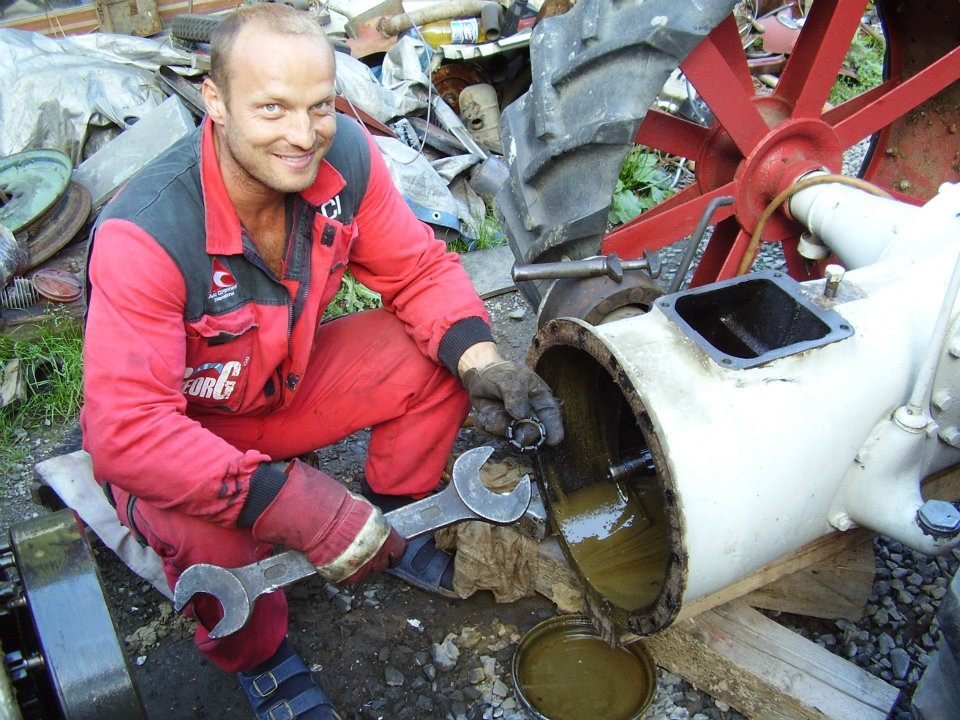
673;527;876;625
741;535;876;621
642;601;900;720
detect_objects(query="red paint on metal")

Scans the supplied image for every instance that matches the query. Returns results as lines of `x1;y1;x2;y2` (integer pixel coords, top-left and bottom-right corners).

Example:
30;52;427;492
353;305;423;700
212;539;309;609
602;0;960;286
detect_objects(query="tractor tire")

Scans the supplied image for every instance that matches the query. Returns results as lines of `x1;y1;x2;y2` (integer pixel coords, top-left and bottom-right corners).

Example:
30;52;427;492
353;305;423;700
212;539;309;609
171;13;222;44
495;0;739;308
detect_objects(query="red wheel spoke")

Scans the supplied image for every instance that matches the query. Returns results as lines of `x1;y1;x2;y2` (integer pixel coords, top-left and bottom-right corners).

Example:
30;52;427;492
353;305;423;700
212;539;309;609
775;0;866;118
830;44;960;146
634;109;711;160
689;219;752;286
682;17;769;155
602;184;737;258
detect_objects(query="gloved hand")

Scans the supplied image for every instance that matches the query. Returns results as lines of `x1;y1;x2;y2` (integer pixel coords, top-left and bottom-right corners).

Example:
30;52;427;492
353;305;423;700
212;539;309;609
461;360;564;447
251;459;407;585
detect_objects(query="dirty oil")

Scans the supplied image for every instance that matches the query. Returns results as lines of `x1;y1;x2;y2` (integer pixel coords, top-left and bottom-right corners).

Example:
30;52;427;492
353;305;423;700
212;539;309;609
515;624;653;719
551;478;667;611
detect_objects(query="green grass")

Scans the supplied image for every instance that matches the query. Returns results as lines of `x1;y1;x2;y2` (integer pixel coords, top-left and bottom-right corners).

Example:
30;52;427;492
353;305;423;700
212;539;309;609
448;203;507;254
830;30;885;107
0;310;84;474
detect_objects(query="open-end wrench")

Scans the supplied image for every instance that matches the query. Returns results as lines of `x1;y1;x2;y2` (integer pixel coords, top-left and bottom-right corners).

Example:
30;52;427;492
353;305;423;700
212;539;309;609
173;446;530;638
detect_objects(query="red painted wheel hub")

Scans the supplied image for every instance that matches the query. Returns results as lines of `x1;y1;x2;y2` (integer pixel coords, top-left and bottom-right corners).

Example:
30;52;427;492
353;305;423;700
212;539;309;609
600;0;960;286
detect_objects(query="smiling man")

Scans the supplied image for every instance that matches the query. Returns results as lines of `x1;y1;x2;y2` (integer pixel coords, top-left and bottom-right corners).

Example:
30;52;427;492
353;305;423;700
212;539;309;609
81;4;562;720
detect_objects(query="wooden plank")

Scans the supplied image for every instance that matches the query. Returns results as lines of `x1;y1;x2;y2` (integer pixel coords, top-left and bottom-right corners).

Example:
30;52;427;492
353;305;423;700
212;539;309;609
673;527;876;625
741;536;876;621
642;601;901;720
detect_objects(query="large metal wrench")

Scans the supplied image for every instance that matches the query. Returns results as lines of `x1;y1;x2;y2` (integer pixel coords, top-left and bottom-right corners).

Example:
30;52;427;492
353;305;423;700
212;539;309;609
173;446;530;639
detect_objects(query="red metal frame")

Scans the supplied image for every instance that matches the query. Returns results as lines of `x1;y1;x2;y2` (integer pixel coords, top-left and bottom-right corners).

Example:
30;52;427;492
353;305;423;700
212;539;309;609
600;0;960;286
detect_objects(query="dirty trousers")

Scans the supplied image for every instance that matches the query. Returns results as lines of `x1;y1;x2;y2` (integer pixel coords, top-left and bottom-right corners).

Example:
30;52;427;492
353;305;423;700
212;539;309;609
111;310;472;672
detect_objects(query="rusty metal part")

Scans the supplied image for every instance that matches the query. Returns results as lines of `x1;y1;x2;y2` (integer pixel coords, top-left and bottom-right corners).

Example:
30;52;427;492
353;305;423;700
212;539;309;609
431;62;491;115
31;268;82;303
334;96;397;138
21;181;91;270
536;267;664;328
527;318;684;637
8;510;146;719
602;0;960;287
0;150;72;233
512;252;661;284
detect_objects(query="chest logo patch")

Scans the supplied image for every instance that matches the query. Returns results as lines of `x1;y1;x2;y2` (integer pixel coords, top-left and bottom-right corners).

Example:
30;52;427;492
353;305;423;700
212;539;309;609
183;361;242;401
209;259;238;302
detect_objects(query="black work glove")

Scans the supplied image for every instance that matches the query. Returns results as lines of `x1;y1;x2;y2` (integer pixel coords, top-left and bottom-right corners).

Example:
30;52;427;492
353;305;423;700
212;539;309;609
461;360;564;448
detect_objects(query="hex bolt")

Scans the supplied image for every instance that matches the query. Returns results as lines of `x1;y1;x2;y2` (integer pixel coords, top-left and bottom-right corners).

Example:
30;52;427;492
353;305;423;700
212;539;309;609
932;390;954;413
823;264;845;299
938;425;960;447
917;499;960;537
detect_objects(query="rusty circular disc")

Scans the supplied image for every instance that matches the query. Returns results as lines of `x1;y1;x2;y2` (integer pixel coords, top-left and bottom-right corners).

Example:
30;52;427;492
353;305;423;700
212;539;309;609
31;267;82;303
431;62;491;115
23;182;91;270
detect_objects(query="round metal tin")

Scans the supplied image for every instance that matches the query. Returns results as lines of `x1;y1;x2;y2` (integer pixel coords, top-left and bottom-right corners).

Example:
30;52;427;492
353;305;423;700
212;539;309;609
0;149;73;233
512;615;656;720
31;268;82;303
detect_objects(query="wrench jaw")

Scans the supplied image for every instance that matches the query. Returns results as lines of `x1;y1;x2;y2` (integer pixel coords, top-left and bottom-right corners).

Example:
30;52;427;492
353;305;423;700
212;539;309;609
452;447;532;524
173;563;253;640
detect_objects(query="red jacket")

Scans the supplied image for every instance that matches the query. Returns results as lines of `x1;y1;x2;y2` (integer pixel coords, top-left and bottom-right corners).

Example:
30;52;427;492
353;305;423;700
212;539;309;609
81;115;491;527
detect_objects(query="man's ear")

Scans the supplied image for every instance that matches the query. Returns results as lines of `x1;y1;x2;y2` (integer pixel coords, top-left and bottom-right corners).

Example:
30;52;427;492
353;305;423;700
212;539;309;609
202;78;226;124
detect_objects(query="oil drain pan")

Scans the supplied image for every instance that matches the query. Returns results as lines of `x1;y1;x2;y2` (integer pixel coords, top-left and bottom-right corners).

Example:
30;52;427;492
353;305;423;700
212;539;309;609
512;615;656;720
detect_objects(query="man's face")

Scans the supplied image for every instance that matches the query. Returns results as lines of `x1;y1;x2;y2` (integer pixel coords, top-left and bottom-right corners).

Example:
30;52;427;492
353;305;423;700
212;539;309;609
205;27;338;195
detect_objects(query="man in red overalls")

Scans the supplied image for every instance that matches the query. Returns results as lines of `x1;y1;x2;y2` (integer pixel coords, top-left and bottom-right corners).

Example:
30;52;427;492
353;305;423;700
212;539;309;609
81;5;563;718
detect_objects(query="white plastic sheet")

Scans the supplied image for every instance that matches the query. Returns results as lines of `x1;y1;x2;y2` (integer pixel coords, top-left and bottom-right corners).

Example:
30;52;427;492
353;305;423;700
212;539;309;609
0;29;196;163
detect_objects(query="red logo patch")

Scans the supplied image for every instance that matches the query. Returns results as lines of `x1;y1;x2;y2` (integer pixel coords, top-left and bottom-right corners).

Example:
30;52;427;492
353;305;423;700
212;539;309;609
210;259;237;294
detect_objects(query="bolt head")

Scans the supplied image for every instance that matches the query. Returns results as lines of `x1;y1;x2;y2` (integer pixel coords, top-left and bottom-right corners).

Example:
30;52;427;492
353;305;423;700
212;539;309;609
917;500;960;537
939;426;960;447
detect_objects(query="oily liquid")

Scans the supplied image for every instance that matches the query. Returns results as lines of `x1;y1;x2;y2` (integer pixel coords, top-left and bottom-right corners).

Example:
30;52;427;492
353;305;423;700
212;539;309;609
516;630;651;719
552;479;667;611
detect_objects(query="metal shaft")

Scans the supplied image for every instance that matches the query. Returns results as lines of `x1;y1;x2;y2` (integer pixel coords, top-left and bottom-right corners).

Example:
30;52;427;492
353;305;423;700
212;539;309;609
512;252;659;283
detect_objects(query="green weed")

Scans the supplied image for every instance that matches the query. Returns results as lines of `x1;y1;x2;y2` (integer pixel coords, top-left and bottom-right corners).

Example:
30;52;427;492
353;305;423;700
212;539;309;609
609;148;676;225
325;271;382;319
830;30;885;106
0;310;83;474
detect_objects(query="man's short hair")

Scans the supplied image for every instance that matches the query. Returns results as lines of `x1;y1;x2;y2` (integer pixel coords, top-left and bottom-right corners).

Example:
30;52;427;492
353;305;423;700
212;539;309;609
209;4;332;101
